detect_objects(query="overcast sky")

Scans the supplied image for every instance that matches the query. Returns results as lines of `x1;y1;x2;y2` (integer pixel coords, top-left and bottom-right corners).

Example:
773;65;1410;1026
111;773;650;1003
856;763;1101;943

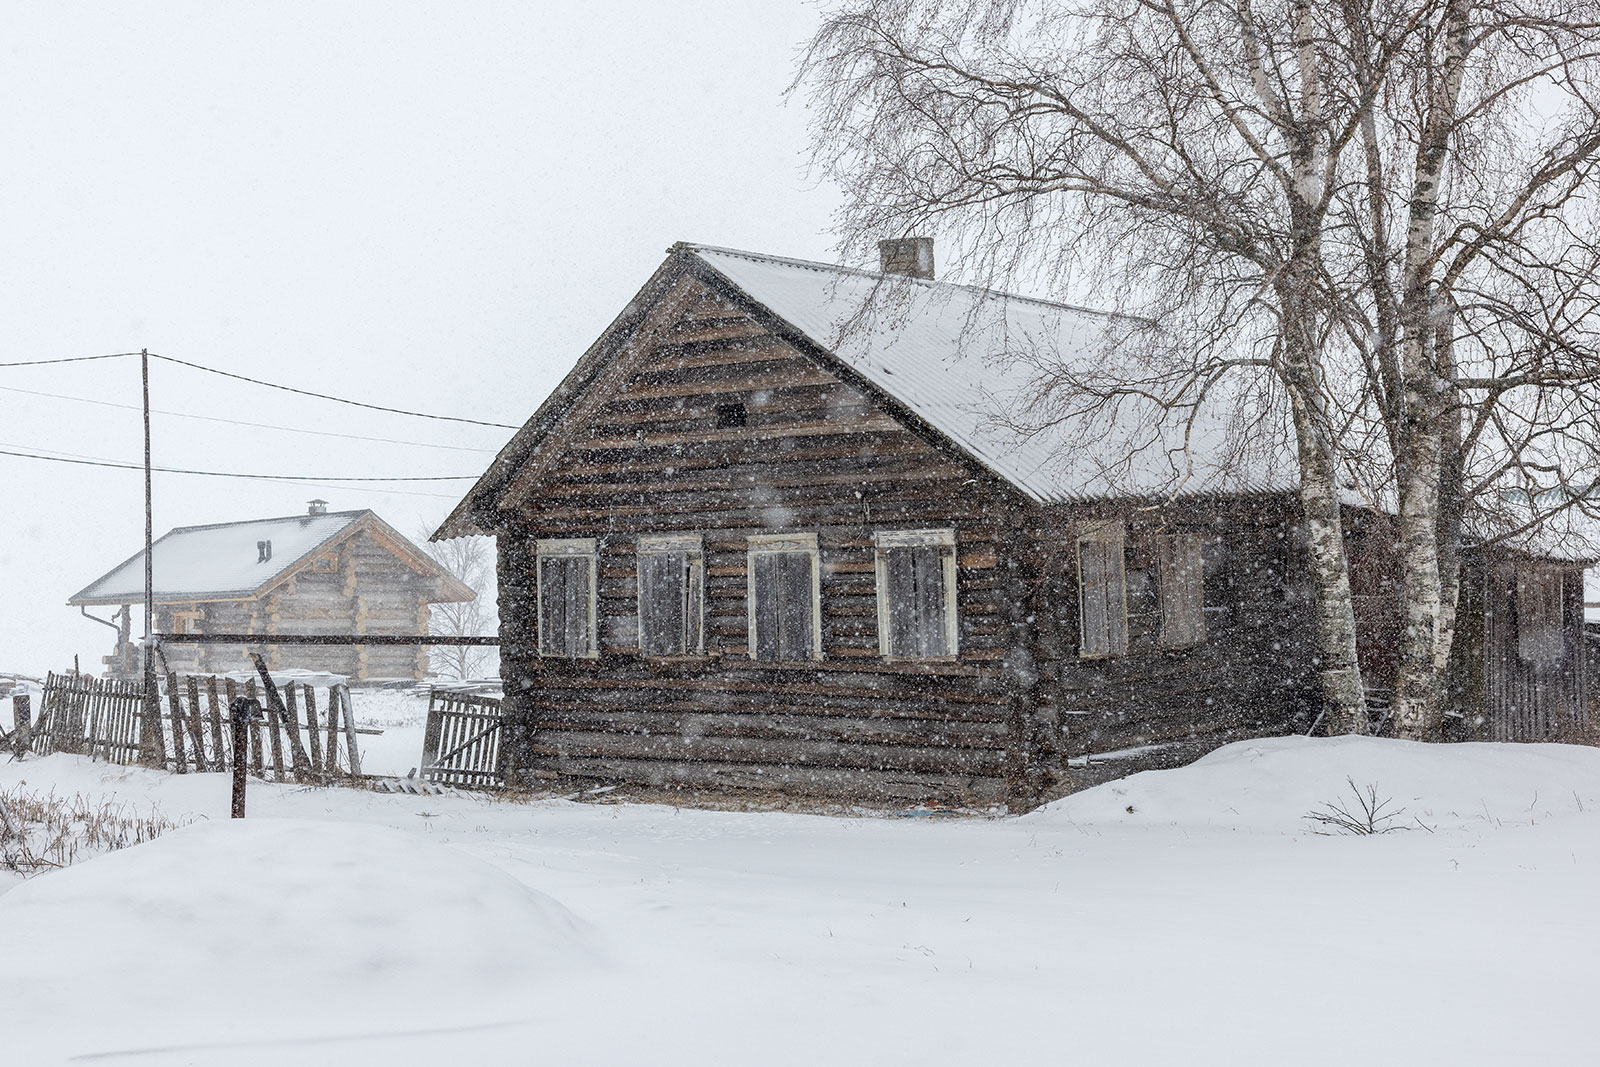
2;1;841;673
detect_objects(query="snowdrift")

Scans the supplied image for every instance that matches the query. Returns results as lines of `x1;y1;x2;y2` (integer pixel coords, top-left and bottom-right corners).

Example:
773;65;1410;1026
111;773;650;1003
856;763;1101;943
1030;734;1600;831
0;818;599;1060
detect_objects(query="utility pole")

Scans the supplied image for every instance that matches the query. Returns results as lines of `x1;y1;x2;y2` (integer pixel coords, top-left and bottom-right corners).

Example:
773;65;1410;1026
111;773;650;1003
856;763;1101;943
140;348;164;766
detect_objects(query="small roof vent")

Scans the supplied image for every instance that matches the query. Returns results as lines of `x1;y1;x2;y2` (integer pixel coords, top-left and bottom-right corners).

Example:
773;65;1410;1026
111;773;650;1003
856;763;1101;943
307;499;328;516
257;540;273;564
878;237;935;280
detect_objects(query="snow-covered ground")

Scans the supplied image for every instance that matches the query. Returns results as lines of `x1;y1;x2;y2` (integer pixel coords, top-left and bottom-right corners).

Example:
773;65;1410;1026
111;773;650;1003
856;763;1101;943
2;735;1598;1065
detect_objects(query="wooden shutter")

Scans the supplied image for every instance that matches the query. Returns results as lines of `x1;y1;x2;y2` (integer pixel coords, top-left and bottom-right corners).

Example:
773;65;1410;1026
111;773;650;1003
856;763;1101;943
881;544;953;657
1078;523;1127;657
537;554;568;655
537;540;595;658
749;537;818;662
639;551;685;655
1158;533;1205;648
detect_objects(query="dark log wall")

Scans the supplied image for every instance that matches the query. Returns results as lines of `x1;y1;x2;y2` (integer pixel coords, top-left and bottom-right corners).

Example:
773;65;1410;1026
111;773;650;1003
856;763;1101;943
1037;497;1318;770
496;279;1030;805
1452;555;1588;741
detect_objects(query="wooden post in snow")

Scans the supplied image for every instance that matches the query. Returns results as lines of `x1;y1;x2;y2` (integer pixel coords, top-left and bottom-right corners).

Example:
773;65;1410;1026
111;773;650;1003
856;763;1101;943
10;694;31;760
228;696;262;818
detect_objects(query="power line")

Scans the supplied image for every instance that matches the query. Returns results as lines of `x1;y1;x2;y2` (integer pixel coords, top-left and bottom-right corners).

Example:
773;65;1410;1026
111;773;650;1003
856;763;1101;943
0;450;468;500
0;383;502;454
0;351;141;368
0;444;476;481
149;353;521;429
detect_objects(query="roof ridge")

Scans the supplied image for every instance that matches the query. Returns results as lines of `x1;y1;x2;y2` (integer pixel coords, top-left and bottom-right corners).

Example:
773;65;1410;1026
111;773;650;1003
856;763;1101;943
163;509;369;535
677;241;1120;322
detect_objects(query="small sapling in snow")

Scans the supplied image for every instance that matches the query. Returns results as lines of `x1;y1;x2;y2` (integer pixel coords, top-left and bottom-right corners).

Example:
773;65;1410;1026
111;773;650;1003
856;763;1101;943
1304;777;1407;836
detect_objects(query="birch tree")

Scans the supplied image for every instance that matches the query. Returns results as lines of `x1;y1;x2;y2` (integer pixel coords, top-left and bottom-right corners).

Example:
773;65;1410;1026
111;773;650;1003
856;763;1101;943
1331;0;1600;738
418;531;499;681
796;0;1376;731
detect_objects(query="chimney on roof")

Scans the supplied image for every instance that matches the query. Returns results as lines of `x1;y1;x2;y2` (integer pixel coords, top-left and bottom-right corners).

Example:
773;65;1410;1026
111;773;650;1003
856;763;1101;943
257;540;272;564
307;499;328;516
878;237;935;280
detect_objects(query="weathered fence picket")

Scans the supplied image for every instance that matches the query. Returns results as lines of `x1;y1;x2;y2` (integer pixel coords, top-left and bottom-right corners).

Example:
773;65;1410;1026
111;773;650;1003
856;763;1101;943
31;672;366;783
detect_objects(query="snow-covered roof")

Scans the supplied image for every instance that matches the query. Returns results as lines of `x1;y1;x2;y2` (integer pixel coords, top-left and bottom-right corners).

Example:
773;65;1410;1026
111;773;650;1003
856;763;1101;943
690;244;1297;503
71;511;368;605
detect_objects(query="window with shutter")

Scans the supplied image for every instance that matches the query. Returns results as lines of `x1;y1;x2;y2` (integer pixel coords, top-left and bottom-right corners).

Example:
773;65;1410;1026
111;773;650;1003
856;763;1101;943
1517;566;1564;665
1077;521;1128;657
536;538;597;658
1158;533;1205;648
748;533;821;662
874;529;958;659
638;534;704;656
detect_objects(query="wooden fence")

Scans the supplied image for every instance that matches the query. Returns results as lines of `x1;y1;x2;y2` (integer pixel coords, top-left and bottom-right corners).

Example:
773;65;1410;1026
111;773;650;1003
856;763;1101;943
420;690;503;787
31;671;364;781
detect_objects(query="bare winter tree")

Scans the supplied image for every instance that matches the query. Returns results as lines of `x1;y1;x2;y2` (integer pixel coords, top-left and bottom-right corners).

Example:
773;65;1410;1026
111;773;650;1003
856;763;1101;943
796;0;1379;731
418;531;499;681
1328;0;1600;738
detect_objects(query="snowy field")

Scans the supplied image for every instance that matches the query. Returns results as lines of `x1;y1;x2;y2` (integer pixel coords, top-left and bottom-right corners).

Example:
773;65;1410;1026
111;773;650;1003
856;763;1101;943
2;735;1598;1065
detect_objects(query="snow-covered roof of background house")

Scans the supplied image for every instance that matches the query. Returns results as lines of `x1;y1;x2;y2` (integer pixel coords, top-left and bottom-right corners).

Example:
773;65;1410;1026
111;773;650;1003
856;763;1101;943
68;509;472;606
689;244;1297;503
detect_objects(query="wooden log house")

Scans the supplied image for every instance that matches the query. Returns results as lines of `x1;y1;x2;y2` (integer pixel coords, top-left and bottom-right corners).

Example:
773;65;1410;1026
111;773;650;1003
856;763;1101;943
70;503;475;681
437;240;1591;808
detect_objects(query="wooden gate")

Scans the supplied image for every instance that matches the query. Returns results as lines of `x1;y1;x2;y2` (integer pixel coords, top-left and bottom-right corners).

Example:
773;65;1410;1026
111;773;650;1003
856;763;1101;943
420;690;503;787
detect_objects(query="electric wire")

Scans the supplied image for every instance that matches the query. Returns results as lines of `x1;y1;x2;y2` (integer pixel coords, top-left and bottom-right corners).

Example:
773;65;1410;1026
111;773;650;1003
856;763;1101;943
0;352;141;368
0;447;467;502
0;383;502;453
0;443;475;481
148;352;521;429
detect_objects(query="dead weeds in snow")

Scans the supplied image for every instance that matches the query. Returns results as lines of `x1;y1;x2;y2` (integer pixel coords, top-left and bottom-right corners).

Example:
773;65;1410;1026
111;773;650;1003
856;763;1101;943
0;785;196;876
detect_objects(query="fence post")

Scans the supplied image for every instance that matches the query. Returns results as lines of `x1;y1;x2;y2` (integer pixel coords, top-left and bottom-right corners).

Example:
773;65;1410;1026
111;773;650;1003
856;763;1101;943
10;694;31;760
229;697;263;818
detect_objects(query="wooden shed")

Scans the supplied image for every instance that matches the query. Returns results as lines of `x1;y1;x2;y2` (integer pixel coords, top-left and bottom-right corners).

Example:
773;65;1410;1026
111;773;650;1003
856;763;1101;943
71;503;475;681
437;241;1591;808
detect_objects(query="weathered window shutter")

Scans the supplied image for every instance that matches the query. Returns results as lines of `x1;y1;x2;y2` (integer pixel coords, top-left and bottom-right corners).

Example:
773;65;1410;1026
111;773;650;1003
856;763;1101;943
1158;533;1205;648
1517;567;1564;666
748;534;820;662
638;536;705;656
536;539;596;658
875;529;957;659
1077;522;1127;657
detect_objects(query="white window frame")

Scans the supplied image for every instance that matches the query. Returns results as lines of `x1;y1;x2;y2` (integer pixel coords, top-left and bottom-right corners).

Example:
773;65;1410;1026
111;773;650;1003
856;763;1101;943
535;537;598;659
747;532;823;661
874;528;959;660
637;533;705;656
1157;532;1206;649
1077;520;1128;658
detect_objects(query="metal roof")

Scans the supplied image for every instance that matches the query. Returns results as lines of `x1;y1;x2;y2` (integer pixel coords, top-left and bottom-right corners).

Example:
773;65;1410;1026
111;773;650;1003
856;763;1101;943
66;510;472;606
688;244;1298;503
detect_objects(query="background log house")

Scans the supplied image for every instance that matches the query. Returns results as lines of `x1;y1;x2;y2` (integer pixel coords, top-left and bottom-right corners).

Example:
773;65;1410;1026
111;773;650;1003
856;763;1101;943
70;504;475;682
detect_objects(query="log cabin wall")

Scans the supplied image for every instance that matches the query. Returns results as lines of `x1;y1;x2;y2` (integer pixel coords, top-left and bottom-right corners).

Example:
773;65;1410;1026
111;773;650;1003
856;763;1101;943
494;279;1035;806
1033;495;1319;774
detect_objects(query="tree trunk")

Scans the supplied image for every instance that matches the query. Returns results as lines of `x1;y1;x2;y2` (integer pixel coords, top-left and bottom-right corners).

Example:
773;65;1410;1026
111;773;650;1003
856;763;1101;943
1392;0;1471;741
1280;284;1367;734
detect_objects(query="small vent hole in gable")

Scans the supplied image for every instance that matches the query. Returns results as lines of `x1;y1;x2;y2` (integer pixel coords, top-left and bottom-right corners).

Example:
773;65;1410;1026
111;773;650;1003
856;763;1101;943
715;402;748;429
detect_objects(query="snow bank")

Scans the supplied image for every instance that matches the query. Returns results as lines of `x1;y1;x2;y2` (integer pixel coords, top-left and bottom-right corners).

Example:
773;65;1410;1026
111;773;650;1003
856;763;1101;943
0;818;599;1061
1031;734;1600;831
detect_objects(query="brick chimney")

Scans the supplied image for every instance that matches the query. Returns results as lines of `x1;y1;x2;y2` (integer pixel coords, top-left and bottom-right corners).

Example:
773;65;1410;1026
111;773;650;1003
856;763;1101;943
257;540;273;563
878;237;935;280
307;499;328;516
